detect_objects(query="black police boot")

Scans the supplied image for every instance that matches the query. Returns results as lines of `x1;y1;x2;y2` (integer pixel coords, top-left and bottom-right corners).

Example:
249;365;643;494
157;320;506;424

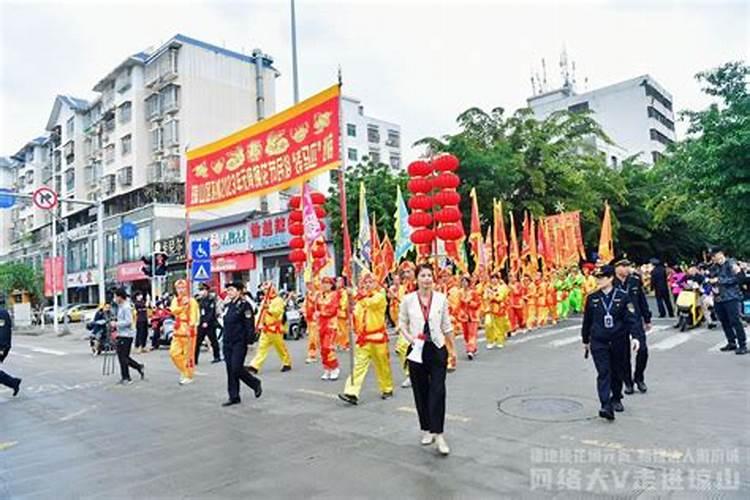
735;346;748;355
247;365;258;374
12;378;21;397
624;384;635;395
381;391;393;400
222;399;241;407
280;365;292;372
719;343;737;352
338;393;358;406
254;380;263;399
598;407;615;421
636;381;648;393
138;365;145;380
612;400;625;412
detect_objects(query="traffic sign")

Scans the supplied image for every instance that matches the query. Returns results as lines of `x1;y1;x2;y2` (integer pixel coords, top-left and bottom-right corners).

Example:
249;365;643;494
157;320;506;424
32;186;58;210
0;189;15;209
191;240;211;260
191;261;211;281
120;222;138;240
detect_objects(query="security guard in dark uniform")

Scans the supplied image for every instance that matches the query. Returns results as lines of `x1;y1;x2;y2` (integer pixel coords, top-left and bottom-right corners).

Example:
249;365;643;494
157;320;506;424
613;258;651;394
0;305;22;396
221;281;261;407
582;265;638;421
196;283;222;365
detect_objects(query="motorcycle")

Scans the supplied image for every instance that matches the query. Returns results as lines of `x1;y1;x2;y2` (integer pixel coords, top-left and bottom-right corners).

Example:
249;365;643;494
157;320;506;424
675;280;705;331
284;298;306;341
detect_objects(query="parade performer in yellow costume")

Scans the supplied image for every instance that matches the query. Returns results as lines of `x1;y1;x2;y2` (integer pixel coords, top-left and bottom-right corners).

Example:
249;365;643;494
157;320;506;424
582;263;598;306
535;271;551;327
523;274;538;329
338;272;394;405
249;282;292;373
170;279;200;385
458;275;482;360
393;262;416;388
440;272;459;372
317;277;341;381
484;273;511;349
335;276;351;351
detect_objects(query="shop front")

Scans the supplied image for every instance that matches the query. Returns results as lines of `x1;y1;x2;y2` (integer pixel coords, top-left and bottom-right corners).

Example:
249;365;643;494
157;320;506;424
189;218;256;293
116;261;151;297
67;270;99;304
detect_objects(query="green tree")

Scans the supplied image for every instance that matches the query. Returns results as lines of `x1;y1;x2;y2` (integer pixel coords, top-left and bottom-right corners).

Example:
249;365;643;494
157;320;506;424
0;262;44;303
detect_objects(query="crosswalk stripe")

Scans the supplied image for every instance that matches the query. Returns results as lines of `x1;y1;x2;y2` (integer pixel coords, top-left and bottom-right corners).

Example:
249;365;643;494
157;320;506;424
549;335;581;347
650;333;692;351
708;341;726;352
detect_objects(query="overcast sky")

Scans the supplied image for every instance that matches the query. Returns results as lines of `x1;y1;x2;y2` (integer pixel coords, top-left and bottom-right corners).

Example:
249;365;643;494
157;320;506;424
1;0;747;158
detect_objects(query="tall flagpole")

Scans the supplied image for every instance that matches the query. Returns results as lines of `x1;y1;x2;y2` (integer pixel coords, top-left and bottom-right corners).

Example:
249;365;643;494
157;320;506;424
291;0;300;104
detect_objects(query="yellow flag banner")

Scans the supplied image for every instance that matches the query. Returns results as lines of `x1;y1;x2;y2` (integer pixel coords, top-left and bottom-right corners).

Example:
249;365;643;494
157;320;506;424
186;85;341;211
544;211;585;268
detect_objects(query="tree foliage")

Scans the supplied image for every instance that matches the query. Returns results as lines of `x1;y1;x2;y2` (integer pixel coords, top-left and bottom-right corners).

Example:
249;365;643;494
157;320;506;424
0;262;43;302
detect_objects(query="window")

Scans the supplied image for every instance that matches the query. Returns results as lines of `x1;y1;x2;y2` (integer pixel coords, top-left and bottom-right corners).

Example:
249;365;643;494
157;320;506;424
66;116;75;137
610;156;618;168
369;149;381;164
150;127;163;152
163;120;179;146
104;144;115;164
386;129;400;148
367;125;380;144
651;151;664;164
389;153;401;169
80;241;89;270
146;94;161;119
65;169;75;191
105;232;120;267
568;101;590;114
116;67;132;93
647;106;675;131
347;124;357;137
329;169;340;184
161;85;180;113
649;128;674;146
121;134;132;156
347;148;358;161
644;82;673;111
118;166;133;187
25;148;34;162
118;102;132;124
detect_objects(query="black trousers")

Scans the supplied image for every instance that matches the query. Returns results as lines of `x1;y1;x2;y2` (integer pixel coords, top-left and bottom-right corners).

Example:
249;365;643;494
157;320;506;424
223;340;260;401
655;290;674;317
196;323;221;364
135;322;149;349
623;331;648;386
591;336;627;409
116;337;142;381
150;324;161;350
0;348;20;390
715;299;747;348
408;342;448;434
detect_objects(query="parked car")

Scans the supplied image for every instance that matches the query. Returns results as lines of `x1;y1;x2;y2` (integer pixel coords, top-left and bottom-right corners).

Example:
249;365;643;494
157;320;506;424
67;304;100;323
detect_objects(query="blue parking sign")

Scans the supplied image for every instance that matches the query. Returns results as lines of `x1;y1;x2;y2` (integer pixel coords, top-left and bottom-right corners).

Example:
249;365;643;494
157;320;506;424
192;261;211;282
191;240;211;260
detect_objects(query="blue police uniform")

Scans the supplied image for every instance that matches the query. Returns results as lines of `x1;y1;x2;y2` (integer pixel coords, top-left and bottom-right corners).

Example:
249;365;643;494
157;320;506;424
615;274;651;392
582;287;637;418
0;307;22;396
221;297;261;405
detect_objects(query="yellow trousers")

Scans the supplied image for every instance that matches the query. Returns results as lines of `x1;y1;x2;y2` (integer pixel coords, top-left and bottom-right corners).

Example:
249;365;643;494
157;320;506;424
306;322;319;360
170;335;195;379
525;305;537;328
536;306;550;326
343;342;393;398
395;335;410;377
250;333;292;372
486;315;511;346
336;318;350;349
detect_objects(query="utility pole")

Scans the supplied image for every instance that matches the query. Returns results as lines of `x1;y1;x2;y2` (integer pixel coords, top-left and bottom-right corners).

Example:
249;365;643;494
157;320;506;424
291;0;300;104
52;211;58;334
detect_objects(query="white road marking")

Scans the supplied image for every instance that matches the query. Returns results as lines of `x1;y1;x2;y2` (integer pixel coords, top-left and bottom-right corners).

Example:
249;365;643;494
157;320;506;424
508;330;564;345
59;405;97;422
548;335;581;347
15;344;67;356
708;341;727;352
296;388;339;400
650;333;692;351
396;406;471;423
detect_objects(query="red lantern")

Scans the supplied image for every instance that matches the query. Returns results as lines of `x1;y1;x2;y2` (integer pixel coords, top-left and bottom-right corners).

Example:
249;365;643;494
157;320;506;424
310;192;326;205
318;221;326;231
289;222;304;236
289;236;305;249
437;223;464;241
311;243;327;259
407;160;433;177
432;154;459;172
314;206;326;218
289;211;303;223
434;207;461;223
408;211;433;228
433;172;460;189
407;177;432;194
288;195;302;210
289;249;306;262
433;189;461;207
410;228;435;245
407;194;433;211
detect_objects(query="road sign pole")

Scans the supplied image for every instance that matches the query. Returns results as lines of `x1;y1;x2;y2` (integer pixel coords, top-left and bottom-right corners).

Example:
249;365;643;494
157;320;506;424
97;201;105;306
52;213;58;334
61;218;70;336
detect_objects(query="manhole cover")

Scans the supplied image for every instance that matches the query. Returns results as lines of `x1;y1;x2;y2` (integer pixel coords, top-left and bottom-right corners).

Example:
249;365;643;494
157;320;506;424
498;395;595;422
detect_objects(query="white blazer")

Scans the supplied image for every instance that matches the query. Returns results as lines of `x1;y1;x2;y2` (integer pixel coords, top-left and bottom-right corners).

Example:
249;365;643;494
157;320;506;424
398;291;453;349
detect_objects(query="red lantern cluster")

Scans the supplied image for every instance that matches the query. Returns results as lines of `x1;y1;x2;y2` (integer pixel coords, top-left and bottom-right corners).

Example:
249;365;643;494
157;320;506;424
286;190;327;272
405;154;463;261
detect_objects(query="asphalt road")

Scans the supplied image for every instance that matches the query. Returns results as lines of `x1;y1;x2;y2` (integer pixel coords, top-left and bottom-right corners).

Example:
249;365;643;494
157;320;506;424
1;315;748;499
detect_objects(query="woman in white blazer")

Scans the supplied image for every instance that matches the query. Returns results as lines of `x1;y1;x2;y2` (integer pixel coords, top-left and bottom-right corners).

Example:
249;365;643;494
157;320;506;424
398;263;454;456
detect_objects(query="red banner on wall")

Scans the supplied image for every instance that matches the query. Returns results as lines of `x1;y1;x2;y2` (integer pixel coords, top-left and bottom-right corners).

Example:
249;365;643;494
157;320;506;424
186;85;341;211
44;257;64;297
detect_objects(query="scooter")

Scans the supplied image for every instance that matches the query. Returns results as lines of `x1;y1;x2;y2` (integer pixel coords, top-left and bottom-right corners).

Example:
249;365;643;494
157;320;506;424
284;299;306;340
675;281;704;331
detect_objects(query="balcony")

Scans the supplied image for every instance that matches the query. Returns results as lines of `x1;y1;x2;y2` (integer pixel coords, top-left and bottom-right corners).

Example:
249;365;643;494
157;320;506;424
147;158;180;183
42;166;53;181
117;166;133;187
101;174;116;196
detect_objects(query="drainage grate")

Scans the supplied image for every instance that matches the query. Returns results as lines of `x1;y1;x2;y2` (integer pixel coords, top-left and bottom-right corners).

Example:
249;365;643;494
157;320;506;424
497;394;596;422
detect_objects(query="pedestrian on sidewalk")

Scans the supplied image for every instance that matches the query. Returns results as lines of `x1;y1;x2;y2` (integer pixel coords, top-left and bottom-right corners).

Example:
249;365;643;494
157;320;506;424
710;248;747;355
398;263;454;456
650;259;674;318
195;283;222;365
111;289;144;385
0;305;22;397
133;292;149;353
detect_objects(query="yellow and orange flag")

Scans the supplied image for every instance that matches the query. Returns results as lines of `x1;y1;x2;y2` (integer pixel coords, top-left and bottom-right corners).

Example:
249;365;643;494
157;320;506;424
597;201;614;264
509;211;520;278
469;188;483;273
381;234;395;278
493;199;507;271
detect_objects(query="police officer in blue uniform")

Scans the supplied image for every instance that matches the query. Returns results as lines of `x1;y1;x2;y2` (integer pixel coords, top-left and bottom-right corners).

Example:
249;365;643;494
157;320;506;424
221;281;262;407
582;265;638;421
613;258;651;394
0;305;22;397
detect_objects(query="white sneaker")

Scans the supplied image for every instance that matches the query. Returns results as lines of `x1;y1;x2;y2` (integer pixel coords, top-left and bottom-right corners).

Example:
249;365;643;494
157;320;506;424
321;371;330;380
401;378;411;388
305;357;316;364
435;434;450;455
180;377;194;385
329;368;340;380
421;432;435;446
486;343;495;350
496;344;504;349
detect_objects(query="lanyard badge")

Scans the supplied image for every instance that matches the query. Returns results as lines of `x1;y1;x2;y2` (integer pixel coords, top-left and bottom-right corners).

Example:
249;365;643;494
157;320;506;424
602;293;615;328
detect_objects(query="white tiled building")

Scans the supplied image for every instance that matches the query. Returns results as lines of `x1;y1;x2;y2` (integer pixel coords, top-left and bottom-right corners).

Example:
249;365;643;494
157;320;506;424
341;95;401;170
527;75;676;166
